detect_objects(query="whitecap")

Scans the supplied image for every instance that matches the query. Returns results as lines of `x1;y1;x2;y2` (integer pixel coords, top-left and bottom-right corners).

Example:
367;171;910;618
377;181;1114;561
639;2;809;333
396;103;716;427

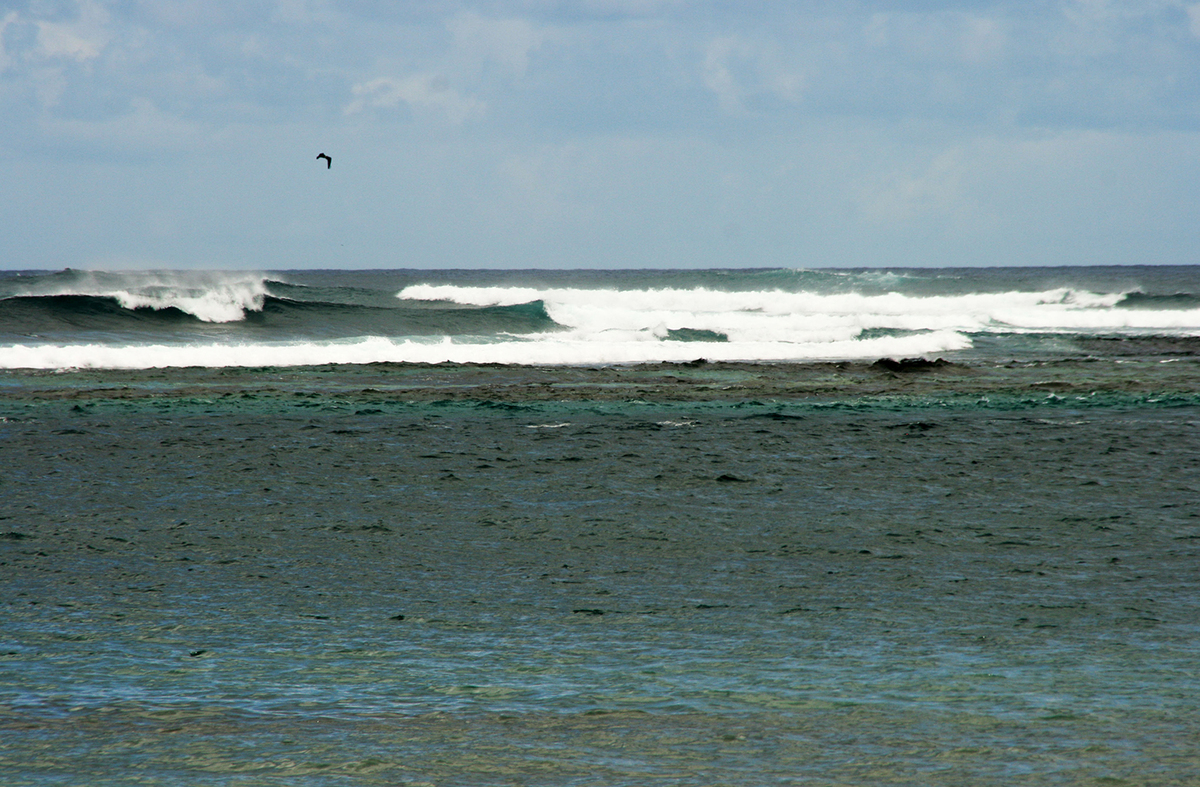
16;270;271;323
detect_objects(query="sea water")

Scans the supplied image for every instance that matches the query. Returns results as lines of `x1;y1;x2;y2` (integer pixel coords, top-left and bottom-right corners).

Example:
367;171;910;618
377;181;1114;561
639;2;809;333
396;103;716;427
3;266;1200;367
1;267;1199;785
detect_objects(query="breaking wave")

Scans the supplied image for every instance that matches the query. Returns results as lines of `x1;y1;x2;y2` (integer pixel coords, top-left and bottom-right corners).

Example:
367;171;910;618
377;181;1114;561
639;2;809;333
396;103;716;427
0;280;560;339
2;267;1199;369
1;270;271;323
398;283;1200;343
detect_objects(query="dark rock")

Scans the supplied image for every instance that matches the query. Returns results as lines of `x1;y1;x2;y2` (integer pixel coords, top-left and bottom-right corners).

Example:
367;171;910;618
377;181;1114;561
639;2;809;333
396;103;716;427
744;412;805;421
872;357;954;373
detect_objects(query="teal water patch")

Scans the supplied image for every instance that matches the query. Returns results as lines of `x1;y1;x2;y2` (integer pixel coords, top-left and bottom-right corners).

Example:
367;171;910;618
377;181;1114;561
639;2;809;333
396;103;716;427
4;388;1200;784
663;328;729;343
1117;291;1200;309
6;387;1200;423
856;327;932;340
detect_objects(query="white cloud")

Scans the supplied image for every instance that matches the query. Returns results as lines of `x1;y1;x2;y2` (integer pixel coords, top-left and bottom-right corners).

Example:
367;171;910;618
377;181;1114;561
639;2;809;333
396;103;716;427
1188;4;1200;38
496;144;581;226
958;16;1007;65
0;11;17;73
133;1;222;29
35;0;110;62
40;96;204;152
447;11;549;79
272;0;337;26
576;0;683;15
345;74;485;123
703;37;744;114
28;64;68;108
5;1;1200;270
702;36;803;116
1060;0;1178;26
855;147;973;229
864;12;1007;66
842;126;1200;263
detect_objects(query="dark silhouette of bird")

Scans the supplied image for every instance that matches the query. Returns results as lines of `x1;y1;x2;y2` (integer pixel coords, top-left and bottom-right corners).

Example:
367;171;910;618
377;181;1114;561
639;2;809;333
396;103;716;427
316;153;331;169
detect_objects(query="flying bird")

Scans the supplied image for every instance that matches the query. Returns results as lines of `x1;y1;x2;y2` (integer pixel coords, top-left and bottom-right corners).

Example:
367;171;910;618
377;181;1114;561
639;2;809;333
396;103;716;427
316;153;331;169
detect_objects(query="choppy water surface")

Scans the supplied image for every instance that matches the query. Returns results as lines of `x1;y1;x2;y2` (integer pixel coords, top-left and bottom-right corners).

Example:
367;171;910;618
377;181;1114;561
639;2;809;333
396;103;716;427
3;266;1200;367
3;265;1200;783
2;360;1199;784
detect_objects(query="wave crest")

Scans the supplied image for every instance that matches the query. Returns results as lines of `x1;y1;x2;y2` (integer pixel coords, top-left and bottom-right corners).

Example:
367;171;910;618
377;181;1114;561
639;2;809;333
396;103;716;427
398;283;1198;344
8;270;270;323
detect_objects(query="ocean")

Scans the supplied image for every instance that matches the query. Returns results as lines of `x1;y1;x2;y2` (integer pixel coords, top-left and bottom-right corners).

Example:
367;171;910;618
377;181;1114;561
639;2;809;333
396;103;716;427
2;266;1199;785
3;266;1200;368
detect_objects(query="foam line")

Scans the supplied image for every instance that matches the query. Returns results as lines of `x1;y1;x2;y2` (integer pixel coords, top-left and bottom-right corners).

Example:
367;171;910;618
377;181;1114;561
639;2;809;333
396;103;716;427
0;330;973;369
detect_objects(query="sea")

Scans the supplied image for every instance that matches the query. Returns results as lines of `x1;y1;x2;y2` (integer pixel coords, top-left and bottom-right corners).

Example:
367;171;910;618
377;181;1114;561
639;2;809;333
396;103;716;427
1;266;1199;785
2;265;1200;368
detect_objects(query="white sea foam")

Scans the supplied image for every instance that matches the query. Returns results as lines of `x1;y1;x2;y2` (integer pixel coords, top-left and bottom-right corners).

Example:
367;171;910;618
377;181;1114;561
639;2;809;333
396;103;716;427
0;329;972;369
4;278;1199;370
398;283;1200;342
23;271;269;322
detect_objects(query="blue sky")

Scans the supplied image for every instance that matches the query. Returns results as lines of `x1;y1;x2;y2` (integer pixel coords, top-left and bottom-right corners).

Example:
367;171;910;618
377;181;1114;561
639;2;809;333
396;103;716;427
2;0;1199;269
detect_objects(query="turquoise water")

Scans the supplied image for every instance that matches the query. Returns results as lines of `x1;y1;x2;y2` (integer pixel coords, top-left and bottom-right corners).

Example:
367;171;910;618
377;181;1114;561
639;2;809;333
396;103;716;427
3;265;1199;783
3;373;1199;784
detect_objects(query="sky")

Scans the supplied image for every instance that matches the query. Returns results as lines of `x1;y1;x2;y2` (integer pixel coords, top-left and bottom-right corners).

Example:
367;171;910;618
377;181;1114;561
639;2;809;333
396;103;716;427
2;0;1200;270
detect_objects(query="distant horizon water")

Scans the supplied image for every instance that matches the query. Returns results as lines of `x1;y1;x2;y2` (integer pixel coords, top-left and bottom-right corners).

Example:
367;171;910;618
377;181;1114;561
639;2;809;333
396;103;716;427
2;265;1198;369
